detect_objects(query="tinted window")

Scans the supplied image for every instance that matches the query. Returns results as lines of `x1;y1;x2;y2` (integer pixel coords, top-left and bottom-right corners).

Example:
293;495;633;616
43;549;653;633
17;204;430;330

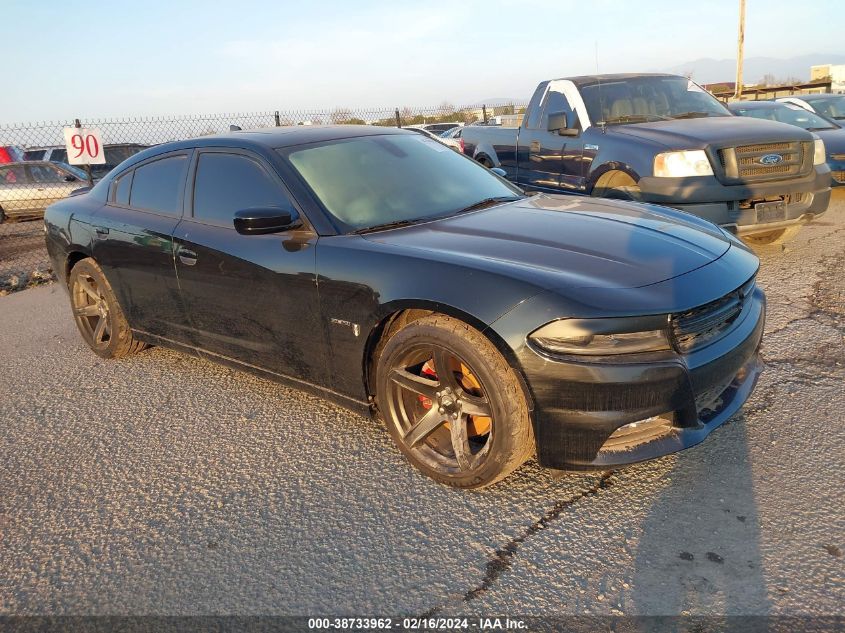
0;165;28;184
283;134;521;231
23;150;45;161
193;153;286;225
113;171;133;205
29;164;64;183
524;83;548;129
540;89;574;128
129;155;187;215
50;149;68;163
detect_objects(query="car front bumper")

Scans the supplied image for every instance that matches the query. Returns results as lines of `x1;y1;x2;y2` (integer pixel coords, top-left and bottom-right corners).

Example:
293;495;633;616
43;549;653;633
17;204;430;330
517;287;765;470
637;166;831;235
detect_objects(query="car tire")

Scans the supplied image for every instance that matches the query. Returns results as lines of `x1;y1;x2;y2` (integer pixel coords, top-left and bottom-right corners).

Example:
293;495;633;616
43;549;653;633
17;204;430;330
68;258;147;359
0;205;5;224
742;226;802;246
375;314;533;489
592;171;642;201
476;155;494;168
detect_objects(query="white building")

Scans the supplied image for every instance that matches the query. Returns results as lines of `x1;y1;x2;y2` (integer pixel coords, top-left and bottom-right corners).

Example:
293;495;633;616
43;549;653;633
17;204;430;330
811;64;845;93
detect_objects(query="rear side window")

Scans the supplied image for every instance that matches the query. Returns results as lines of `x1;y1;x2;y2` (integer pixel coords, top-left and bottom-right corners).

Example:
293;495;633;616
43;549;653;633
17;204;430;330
23;150;46;161
50;149;68;163
192;153;286;225
113;171;133;205
129;155;187;215
0;165;28;184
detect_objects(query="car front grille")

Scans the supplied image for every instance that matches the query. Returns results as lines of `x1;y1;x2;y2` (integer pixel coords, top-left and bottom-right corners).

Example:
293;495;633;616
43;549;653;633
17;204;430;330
832;170;845;184
717;141;812;183
670;277;755;353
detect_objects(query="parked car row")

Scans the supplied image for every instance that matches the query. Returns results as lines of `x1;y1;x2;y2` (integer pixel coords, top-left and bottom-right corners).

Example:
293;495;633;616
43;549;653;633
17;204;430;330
0;143;149;223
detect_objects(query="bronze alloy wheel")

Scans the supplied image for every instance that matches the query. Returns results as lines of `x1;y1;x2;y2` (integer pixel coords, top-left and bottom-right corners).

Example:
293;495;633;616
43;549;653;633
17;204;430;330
376;314;533;488
71;271;114;351
385;343;494;474
67;258;147;359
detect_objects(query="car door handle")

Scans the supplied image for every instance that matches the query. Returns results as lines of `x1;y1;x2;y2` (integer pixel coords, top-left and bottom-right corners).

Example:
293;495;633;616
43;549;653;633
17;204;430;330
177;247;198;265
95;226;109;237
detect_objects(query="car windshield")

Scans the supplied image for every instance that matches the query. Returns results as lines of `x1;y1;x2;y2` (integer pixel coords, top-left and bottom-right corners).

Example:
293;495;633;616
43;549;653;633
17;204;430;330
732;104;837;130
806;96;845;120
579;76;730;125
281;134;522;232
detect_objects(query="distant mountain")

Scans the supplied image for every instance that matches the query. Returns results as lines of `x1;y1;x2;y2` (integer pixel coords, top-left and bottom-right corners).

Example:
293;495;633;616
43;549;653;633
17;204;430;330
469;98;524;107
660;54;845;85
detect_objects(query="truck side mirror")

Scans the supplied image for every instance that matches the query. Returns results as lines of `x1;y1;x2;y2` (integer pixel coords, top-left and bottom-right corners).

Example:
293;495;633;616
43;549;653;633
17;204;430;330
548;111;579;136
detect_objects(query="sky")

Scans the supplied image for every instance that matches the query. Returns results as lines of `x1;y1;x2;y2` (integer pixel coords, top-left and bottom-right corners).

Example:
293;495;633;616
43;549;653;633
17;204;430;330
3;0;841;122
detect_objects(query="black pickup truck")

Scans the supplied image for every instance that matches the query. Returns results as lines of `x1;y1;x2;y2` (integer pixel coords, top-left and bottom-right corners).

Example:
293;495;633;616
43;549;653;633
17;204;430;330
462;74;832;244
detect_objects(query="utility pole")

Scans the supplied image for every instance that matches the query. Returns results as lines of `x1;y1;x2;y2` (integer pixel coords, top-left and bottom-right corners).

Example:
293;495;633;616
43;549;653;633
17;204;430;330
734;0;746;100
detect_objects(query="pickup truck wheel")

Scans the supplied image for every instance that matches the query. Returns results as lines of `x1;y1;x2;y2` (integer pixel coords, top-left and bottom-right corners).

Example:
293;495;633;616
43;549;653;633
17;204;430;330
742;226;802;246
476;155;494;168
68;258;148;359
592;171;642;201
375;314;533;489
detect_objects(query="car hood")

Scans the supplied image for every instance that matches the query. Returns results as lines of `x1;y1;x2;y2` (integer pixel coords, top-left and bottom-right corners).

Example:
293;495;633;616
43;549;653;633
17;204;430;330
611;115;813;148
361;195;733;290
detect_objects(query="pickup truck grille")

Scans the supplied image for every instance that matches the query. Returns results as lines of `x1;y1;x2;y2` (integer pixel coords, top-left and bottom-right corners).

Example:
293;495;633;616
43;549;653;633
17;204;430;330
717;141;812;183
670;278;755;353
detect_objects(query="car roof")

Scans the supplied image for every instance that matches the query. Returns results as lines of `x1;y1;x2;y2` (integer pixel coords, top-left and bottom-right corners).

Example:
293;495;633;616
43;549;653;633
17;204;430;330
0;160;63;167
793;94;844;102
562;73;681;86
197;124;407;149
728;101;784;110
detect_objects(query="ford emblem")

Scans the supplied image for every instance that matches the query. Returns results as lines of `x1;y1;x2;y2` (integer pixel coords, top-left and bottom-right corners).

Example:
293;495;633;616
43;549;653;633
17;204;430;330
759;154;783;165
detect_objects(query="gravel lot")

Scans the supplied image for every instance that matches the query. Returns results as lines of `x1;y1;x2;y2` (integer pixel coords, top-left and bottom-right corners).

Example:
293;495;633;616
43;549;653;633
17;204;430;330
1;192;843;617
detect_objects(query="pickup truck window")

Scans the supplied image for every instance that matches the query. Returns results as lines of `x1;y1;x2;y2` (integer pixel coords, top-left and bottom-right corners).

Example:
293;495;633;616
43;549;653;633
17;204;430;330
578;76;730;125
524;83;548;130
539;89;575;129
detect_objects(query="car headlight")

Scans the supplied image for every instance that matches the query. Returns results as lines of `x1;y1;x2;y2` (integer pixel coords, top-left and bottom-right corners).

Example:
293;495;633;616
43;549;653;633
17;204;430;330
653;150;714;178
529;317;671;356
814;138;826;166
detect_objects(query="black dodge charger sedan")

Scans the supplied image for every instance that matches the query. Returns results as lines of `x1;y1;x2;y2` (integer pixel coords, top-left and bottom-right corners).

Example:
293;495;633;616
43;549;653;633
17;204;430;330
44;126;765;488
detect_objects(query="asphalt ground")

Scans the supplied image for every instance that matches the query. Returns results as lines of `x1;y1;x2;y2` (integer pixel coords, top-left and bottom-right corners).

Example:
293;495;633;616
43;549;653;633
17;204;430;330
1;192;843;617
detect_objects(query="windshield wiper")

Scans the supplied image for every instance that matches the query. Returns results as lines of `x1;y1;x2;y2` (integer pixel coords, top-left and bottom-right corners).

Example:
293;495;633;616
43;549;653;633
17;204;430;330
353;218;427;234
670;111;712;119
454;196;522;214
601;114;670;124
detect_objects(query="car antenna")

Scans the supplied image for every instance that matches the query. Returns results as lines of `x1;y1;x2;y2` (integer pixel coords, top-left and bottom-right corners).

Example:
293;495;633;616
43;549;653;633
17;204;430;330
595;41;607;134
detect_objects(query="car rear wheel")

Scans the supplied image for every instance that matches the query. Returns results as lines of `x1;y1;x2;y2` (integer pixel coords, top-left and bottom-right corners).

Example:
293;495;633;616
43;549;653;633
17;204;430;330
68;258;147;359
742;226;802;246
375;314;533;489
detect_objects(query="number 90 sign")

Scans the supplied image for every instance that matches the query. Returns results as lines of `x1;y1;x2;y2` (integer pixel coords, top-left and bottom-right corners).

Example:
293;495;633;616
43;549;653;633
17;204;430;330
62;127;106;165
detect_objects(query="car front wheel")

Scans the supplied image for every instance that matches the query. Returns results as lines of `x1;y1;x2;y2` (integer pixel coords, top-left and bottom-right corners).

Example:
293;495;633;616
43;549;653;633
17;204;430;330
376;314;533;489
68;258;147;359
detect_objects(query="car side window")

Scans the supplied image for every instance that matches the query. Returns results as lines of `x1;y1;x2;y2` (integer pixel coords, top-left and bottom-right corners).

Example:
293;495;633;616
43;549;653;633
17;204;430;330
112;171;133;205
524;83;548;130
539;89;576;129
129;155;188;215
29;164;64;183
192;152;288;226
0;165;28;184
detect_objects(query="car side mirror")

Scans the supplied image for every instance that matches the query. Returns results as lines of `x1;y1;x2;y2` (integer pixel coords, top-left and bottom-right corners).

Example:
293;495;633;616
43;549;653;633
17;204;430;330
490;167;507;177
63;175;78;182
547;111;579;136
234;206;302;235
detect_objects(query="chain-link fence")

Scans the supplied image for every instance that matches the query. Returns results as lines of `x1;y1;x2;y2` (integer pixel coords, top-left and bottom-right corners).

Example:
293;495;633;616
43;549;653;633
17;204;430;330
0;101;525;294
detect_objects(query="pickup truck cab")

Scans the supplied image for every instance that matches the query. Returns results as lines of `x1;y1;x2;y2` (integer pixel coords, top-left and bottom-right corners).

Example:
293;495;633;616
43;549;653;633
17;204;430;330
462;74;832;244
